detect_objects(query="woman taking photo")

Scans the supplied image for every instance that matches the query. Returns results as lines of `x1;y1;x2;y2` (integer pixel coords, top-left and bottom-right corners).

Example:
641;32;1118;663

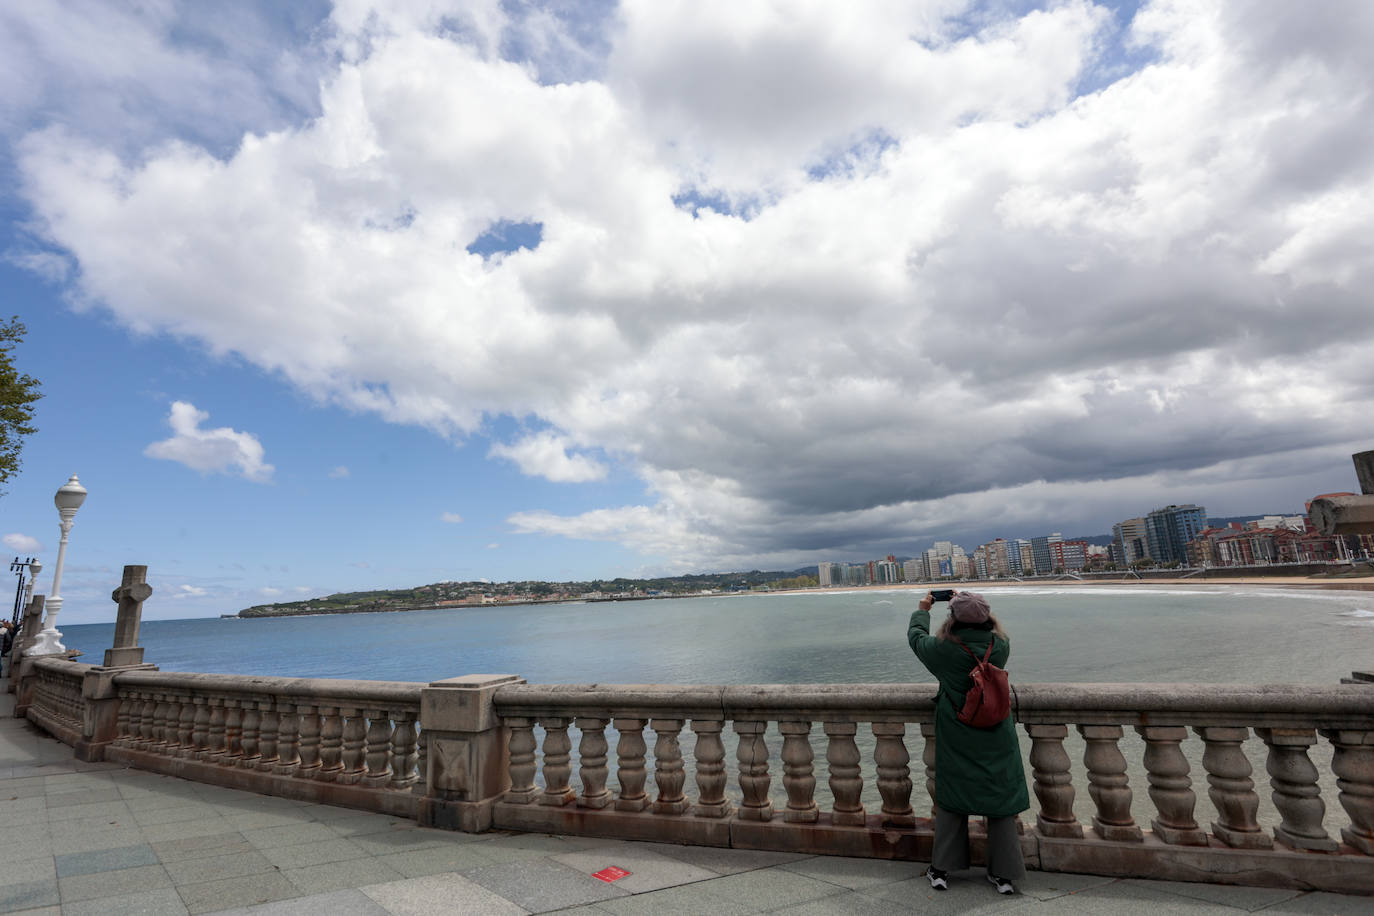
908;590;1028;894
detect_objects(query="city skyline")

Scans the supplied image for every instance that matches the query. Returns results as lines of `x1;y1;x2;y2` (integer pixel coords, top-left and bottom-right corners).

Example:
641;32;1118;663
2;2;1373;622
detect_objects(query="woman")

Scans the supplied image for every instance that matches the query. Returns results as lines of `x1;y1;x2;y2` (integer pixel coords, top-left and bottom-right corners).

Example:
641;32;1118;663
908;590;1028;894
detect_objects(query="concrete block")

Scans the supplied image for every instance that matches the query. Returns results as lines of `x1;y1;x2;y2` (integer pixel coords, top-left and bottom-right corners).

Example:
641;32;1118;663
54;843;158;877
463;859;629;912
421;675;523;733
0;878;59;913
209;888;388;916
62;887;189;916
552;844;719;894
57;863;171;902
281;857;405;896
172;871;301;916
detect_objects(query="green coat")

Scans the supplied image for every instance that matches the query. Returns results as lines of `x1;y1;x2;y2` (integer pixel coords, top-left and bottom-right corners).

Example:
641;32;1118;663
908;609;1030;817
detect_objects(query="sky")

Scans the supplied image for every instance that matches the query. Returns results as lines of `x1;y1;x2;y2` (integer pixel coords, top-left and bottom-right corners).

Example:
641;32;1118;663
1;0;1372;624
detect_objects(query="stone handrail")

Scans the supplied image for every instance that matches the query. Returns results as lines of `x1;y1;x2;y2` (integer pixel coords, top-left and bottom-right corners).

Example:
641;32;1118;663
25;656;95;747
476;679;1374;894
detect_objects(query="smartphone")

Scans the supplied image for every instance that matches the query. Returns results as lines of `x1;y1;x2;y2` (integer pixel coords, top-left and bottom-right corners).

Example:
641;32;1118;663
930;589;955;602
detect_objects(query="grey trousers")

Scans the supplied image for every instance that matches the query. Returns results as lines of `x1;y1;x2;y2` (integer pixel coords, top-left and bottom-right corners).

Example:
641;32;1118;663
932;808;1026;880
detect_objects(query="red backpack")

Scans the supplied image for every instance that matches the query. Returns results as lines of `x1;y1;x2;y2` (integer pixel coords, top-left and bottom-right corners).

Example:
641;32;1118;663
948;636;1011;727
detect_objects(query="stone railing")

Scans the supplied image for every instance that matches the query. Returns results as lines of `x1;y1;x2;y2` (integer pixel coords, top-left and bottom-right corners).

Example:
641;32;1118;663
447;680;1372;894
24;656;94;747
103;670;424;816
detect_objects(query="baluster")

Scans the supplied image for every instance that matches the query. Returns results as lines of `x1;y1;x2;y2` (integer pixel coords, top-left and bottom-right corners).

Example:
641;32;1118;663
338;707;368;785
505;717;539;803
1079;725;1142;841
575;717;612;808
826;721;866;826
114;693;133;747
156;694;177;751
190;697;210;758
297;705;322;777
780;721;818;823
389;711;419;788
1134;725;1206;845
257;704;279;771
175;694;195;757
239;701;261;768
223;699;244;763
651;718;688;815
540;717;576;806
691;719;731;818
921;722;937;814
1195;726;1270;848
203;696;228;761
1026;724;1082;838
735;720;773;821
414;726;428;790
1257;728;1337;851
274;705;300;775
872;722;914;827
138;693;157;748
318;707;344;780
121;691;142;748
612;717;648;811
1319;728;1374;855
362;709;393;787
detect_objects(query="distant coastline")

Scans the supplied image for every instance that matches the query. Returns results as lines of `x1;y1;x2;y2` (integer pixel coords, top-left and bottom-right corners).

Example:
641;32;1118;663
231;564;1374;619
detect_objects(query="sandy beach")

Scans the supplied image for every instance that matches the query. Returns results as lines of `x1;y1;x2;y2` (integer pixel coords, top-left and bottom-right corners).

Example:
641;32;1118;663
765;574;1374;597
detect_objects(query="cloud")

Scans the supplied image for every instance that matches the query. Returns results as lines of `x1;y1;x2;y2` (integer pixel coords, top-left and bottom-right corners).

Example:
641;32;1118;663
328;465;350;478
486;543;500;550
489;432;607;483
144;402;274;483
15;1;1374;570
176;584;208;598
440;512;464;524
2;534;42;554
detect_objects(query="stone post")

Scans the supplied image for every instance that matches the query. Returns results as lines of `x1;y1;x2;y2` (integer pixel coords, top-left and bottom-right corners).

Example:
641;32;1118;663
10;595;44;704
417;674;524;832
75;565;158;761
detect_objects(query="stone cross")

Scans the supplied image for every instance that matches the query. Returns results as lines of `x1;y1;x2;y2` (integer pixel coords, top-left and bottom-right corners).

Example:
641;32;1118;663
105;565;152;668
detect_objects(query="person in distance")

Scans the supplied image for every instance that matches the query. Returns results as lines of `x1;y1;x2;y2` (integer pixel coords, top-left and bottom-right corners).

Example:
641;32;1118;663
908;590;1028;895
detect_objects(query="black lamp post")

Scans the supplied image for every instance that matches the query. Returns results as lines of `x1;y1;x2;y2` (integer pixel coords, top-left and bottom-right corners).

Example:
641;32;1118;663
9;556;40;629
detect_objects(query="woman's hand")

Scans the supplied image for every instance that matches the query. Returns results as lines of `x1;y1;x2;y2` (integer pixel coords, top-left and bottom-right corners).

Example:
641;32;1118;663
919;592;934;611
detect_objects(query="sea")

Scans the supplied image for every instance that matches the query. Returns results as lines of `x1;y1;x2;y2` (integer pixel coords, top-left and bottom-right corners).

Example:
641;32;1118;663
57;585;1373;831
60;584;1374;686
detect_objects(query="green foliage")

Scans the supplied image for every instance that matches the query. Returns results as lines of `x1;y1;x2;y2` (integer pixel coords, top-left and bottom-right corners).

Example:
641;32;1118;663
0;317;41;494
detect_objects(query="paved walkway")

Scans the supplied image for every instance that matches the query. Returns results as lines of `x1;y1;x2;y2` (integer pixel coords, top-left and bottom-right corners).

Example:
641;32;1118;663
1;698;1370;915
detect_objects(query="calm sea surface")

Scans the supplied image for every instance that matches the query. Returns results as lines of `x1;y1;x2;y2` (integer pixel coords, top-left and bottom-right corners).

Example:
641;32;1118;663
59;585;1373;685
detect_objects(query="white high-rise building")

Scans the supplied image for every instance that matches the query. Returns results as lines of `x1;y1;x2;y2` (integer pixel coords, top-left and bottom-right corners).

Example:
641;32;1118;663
817;562;835;587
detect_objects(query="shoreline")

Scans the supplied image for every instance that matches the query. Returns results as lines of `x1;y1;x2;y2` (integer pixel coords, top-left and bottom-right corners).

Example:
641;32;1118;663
751;575;1374;598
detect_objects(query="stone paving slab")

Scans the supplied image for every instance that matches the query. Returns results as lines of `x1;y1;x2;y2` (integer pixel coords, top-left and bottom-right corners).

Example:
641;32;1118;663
362;873;530;915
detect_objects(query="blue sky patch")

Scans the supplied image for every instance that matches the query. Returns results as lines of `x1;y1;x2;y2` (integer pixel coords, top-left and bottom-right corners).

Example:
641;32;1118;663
466;220;544;258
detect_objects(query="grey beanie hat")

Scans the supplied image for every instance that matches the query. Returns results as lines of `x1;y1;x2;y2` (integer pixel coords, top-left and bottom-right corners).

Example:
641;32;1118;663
950;591;991;624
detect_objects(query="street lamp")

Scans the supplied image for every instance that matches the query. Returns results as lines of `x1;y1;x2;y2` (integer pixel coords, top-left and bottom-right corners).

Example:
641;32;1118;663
29;475;87;655
9;556;41;628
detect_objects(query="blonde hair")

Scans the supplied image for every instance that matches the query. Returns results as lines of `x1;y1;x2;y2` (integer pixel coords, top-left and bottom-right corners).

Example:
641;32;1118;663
936;612;1007;642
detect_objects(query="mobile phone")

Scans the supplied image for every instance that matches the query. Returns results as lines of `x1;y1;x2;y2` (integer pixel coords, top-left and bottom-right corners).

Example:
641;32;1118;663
930;589;955;602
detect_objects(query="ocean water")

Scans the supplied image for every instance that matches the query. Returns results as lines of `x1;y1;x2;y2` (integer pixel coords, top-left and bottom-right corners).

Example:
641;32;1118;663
58;585;1374;686
54;585;1374;833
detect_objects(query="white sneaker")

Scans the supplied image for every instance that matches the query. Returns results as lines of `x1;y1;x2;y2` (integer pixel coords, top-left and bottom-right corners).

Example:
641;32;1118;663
987;873;1016;895
925;867;948;891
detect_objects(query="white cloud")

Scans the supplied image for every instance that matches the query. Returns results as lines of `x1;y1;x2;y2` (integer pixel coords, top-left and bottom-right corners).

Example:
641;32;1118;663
440;512;463;524
2;533;42;554
144;402;274;483
260;587;283;596
328;465;350;478
176;584;208;598
16;1;1374;570
489;432;607;483
486;543;500;549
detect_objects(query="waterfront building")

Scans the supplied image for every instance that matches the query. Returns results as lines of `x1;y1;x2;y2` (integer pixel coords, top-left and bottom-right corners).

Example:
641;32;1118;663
978;538;1011;577
1145;505;1208;565
874;559;899;584
1049;539;1088;572
817;561;835;587
902;558;922;582
971;545;988;578
1029;533;1062;574
1112;517;1149;566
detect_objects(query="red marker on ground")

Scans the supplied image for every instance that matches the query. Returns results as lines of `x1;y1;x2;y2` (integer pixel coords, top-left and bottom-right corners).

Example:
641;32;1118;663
592;866;631;883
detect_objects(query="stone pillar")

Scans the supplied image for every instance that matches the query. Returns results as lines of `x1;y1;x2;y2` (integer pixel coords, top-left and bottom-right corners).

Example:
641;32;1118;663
105;566;151;668
1320;728;1374;855
417;674;524;832
12;596;44;713
1257;728;1338;851
74;566;158;762
1027;723;1083;838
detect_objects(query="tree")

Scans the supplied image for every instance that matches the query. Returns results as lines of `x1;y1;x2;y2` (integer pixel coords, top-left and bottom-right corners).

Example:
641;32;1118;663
0;317;41;495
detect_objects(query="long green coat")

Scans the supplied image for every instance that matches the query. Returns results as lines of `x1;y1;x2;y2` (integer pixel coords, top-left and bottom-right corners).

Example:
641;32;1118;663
908;608;1030;817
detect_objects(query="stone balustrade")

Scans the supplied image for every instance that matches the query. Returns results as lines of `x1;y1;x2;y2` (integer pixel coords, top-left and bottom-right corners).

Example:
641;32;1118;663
10;659;1374;895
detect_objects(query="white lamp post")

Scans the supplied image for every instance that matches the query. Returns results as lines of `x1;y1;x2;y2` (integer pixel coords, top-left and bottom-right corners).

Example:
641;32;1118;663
30;475;87;655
